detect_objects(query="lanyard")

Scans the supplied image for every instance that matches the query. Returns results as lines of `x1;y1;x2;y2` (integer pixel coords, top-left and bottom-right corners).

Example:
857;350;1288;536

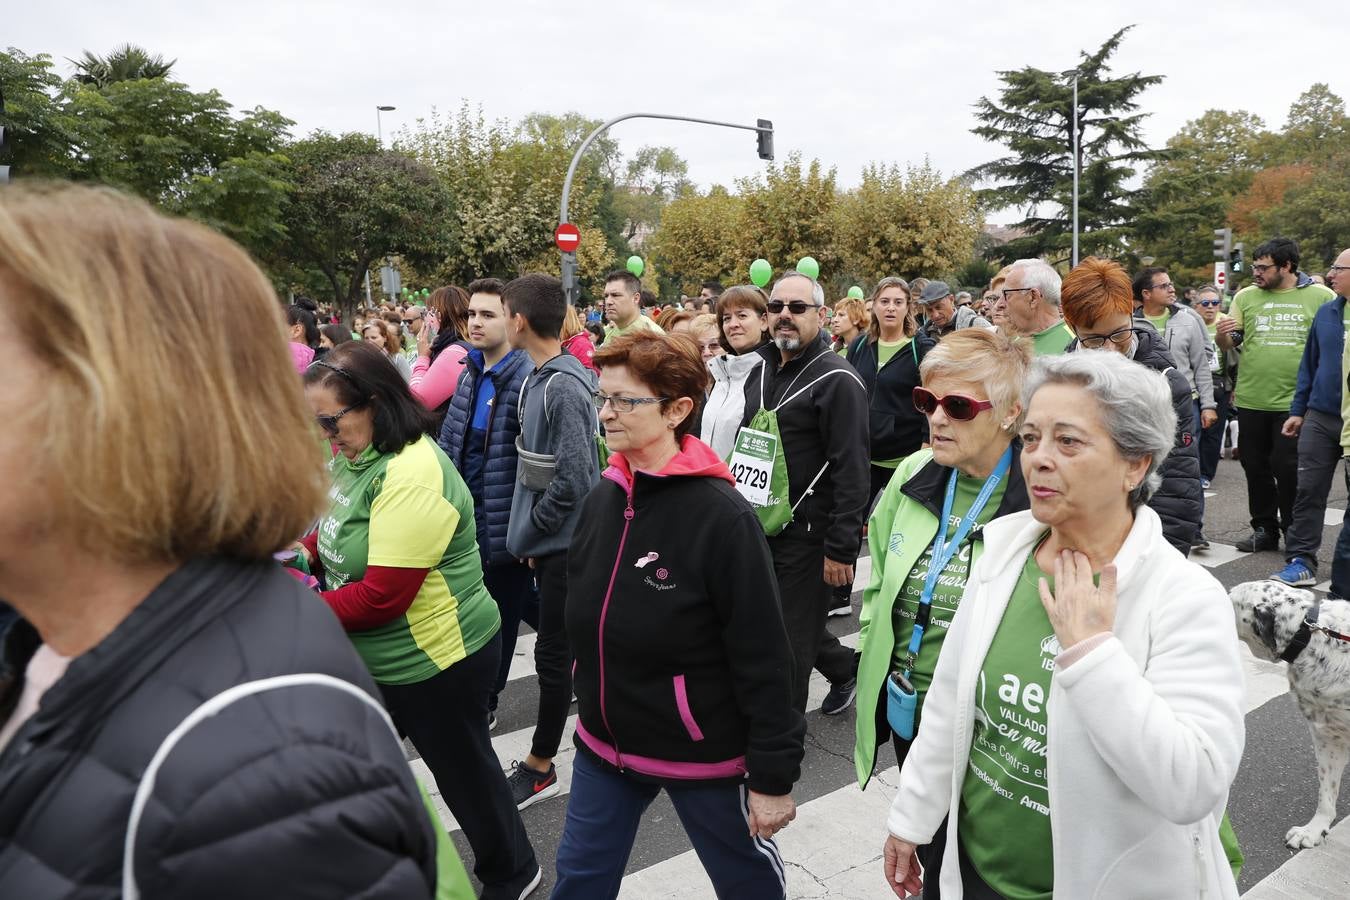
901;445;1012;675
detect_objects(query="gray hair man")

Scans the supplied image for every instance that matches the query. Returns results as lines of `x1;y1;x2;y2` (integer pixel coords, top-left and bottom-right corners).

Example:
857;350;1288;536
1002;259;1073;354
918;280;992;340
739;272;871;717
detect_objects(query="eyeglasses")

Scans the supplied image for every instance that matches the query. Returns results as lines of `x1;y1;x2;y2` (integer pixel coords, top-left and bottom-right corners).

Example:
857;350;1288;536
1149;282;1174;292
1198;299;1222;307
402;317;420;324
1001;287;1035;301
1251;263;1276;274
592;393;668;414
315;402;366;435
1329;265;1350;274
766;300;819;315
912;387;995;421
1077;325;1141;350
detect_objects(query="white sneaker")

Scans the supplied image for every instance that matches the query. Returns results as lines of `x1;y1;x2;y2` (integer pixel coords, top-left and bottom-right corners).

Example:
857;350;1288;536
828;603;851;617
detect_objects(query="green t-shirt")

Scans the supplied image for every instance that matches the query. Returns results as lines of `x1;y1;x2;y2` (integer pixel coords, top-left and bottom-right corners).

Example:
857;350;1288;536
1231;282;1334;411
604;314;665;341
891;474;1008;716
318;435;501;684
1204;314;1232;381
959;550;1057;900
1032;320;1074;356
1144;311;1169;335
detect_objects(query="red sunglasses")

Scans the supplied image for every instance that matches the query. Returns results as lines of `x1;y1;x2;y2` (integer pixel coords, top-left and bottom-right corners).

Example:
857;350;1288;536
912;387;994;421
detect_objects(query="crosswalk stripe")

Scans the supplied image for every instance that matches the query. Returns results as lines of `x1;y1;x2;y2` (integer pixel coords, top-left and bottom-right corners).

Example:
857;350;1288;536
1323;507;1345;527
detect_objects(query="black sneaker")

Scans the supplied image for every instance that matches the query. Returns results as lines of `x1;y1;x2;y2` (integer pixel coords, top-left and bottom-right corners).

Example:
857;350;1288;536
1191;532;1210;551
820;677;857;716
1235;529;1279;553
506;760;559;810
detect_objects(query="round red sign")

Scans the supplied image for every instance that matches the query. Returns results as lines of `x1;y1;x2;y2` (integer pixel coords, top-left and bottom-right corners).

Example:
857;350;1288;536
554;223;580;252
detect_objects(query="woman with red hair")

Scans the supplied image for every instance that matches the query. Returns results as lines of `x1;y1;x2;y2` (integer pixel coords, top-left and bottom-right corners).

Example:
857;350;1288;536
1058;257;1204;556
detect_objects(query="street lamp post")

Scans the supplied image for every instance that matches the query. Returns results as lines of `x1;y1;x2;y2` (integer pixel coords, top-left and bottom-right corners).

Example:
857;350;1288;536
557;112;774;305
1071;75;1080;267
376;105;396;150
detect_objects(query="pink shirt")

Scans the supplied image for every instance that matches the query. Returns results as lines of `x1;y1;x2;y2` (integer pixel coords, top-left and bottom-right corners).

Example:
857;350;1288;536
289;342;315;374
409;343;469;410
0;645;72;752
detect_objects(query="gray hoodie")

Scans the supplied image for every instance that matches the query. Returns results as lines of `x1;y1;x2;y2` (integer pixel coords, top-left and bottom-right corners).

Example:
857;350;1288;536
506;352;600;559
1134;303;1216;411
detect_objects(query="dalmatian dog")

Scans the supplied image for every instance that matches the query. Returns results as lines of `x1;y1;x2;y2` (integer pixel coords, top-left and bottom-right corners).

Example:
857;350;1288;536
1230;581;1350;849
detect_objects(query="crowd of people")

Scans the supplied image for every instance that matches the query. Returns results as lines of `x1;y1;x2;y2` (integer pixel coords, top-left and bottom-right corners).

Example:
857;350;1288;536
2;180;1349;899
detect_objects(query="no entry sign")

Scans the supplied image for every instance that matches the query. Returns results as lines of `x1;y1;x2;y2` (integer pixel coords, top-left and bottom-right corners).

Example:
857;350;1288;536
555;223;580;252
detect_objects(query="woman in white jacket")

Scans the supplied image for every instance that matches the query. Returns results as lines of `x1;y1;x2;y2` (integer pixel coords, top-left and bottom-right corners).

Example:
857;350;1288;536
701;285;770;458
883;347;1245;900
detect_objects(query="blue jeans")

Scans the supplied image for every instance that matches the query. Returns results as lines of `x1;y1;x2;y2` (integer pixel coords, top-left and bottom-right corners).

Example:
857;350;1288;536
552;752;786;900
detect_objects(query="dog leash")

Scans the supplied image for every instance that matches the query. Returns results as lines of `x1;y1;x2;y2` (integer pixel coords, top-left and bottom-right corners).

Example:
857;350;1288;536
1281;595;1350;663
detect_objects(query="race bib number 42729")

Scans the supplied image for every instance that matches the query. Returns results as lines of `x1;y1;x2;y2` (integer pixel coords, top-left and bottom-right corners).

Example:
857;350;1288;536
728;427;777;507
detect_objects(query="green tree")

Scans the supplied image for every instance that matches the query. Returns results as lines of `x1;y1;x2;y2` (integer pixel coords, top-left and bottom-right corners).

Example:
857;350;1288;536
70;44;175;88
834;161;982;281
1259;152;1350;271
1274;83;1349;165
1134;110;1269;271
612;146;691;244
399;105;619;292
968;26;1167;263
647;185;745;295
0;49;80;180
734;153;841;282
276;132;453;317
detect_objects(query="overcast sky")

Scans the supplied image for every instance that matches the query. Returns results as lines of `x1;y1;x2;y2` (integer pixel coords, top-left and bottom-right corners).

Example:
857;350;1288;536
12;1;1348;222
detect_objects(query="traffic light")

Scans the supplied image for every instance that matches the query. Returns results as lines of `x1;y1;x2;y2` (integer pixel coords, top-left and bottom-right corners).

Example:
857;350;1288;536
756;119;774;162
1231;242;1245;273
1212;227;1232;262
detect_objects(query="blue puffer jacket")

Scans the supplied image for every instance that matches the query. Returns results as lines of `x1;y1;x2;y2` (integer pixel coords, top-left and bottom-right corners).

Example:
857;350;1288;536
437;349;530;565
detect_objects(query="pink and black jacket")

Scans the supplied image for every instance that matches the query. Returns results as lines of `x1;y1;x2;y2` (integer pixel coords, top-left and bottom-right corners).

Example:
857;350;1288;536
565;436;806;796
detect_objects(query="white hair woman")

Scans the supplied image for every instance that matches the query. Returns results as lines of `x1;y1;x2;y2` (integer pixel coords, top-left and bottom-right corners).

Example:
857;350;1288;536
883;350;1245;899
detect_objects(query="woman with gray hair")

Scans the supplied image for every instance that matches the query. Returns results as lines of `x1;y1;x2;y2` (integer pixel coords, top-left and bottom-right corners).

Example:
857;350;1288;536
882;350;1245;899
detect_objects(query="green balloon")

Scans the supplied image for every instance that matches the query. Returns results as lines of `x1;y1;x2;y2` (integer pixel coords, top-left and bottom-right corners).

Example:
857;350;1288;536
626;255;645;278
796;256;820;280
421;288;429;296
416;298;426;307
847;285;864;300
749;258;773;288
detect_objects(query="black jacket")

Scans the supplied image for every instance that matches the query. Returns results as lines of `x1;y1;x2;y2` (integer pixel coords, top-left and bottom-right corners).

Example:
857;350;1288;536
566;439;806;796
848;332;938;461
1068;329;1203;555
0;559;438;899
741;333;872;562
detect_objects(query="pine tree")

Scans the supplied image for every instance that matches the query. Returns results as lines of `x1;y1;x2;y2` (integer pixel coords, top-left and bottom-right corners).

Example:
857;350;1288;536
968;27;1166;264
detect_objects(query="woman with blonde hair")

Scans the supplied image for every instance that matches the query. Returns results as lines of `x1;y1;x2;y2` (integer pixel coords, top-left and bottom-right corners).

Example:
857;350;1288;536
0;184;452;898
689;312;724;362
830;297;869;357
561;303;598;373
657;306;697;334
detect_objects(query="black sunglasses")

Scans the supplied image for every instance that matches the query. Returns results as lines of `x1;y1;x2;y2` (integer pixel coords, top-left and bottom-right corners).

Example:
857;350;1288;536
912;387;994;421
766;300;819;315
315;402;366;435
1198;299;1222;307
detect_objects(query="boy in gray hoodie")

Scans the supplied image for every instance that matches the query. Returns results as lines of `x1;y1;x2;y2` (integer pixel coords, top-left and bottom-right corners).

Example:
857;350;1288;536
502;274;600;809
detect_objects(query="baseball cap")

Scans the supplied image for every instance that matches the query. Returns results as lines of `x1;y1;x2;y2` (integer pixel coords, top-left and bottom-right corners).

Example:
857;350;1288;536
917;281;953;305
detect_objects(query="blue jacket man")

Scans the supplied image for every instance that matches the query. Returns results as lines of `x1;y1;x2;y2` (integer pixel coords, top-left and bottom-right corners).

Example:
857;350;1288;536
438;336;534;723
1274;288;1347;587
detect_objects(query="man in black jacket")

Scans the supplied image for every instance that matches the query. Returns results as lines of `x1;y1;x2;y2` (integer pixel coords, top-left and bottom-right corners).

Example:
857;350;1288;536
741;273;871;714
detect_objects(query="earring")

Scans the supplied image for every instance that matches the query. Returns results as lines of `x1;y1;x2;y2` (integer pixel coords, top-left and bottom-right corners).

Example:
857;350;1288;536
667;421;676;429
